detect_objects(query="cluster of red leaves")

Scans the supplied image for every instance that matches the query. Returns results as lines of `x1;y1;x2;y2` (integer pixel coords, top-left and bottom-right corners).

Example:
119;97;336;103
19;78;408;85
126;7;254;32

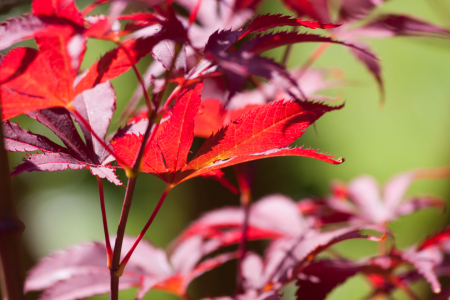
112;82;343;189
1;0;450;299
1;0;356;187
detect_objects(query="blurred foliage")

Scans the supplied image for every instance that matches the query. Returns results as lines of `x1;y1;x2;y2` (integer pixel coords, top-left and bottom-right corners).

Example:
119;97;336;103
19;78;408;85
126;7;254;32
1;0;450;299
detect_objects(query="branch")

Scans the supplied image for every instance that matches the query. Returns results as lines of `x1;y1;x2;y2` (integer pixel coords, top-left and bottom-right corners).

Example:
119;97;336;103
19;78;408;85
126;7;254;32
116;185;172;274
96;175;113;268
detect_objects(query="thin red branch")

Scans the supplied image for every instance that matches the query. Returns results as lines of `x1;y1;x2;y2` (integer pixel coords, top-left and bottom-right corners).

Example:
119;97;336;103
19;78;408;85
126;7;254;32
116;185;172;274
234;164;253;293
96;175;113;269
110;176;137;300
115;41;154;111
189;0;204;25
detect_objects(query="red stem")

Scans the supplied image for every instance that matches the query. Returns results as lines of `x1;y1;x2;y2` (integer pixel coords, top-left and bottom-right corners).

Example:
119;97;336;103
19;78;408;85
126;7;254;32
236;200;250;292
233;164;253;293
110;176;137;300
188;0;203;25
298;42;331;78
161;85;182;112
281;26;297;67
81;1;99;16
116;185;172;274
116;41;154;111
110;39;182;298
96;175;113;268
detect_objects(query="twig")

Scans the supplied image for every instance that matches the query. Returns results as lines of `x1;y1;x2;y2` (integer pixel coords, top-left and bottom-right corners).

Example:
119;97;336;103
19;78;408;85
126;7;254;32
115;41;155;111
110;176;138;300
234;164;253;292
116;185;172;274
96;175;113;268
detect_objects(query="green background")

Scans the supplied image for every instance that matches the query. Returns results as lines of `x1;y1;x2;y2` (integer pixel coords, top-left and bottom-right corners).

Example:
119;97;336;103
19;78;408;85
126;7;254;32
1;0;450;299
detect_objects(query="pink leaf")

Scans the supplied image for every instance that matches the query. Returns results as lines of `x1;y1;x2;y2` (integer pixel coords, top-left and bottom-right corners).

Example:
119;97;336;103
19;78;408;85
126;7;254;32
152;39;186;71
90;166;121;185
363;14;450;39
338;0;387;21
241;31;377;57
11;152;86;176
72;81;117;162
0;15;45;50
3;121;65;153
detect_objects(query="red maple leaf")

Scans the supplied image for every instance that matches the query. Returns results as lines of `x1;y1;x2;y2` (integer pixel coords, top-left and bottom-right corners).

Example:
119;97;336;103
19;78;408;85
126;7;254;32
112;82;344;188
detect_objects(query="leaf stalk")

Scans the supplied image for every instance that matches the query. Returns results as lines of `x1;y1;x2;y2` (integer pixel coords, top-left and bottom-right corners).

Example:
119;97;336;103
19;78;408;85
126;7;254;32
96;175;113;268
115;41;155;111
110;176;138;300
116;184;172;275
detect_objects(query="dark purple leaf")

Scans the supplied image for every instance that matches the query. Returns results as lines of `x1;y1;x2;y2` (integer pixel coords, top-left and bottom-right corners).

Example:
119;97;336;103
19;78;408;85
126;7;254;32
211;51;301;99
396;197;445;217
11;152;86;176
338;0;386;21
11;101;121;184
347;44;384;104
0;14;45;50
26;108;93;163
240;31;377;58
3;121;65;153
72;81;116;163
295;260;362;300
363;14;450;39
204;29;242;54
225;68;344;109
